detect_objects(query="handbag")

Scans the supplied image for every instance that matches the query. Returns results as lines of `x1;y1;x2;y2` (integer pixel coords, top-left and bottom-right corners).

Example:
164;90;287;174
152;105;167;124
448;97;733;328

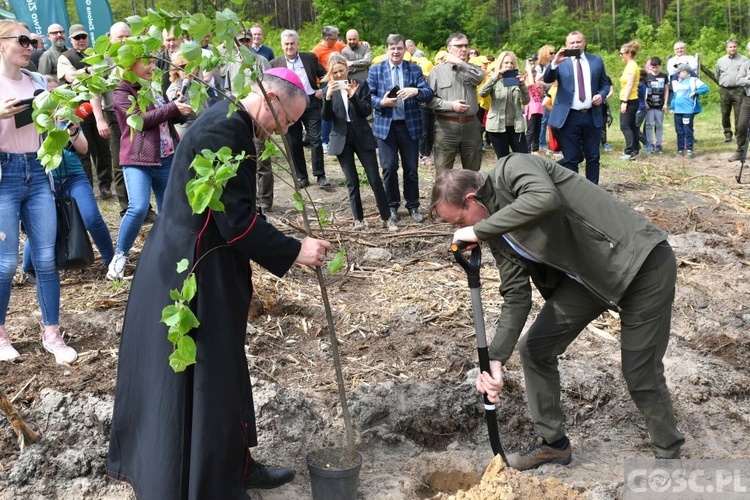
55;155;95;270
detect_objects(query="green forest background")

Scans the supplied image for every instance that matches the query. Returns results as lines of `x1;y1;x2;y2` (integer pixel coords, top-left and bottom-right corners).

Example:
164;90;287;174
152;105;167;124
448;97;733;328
6;0;748;104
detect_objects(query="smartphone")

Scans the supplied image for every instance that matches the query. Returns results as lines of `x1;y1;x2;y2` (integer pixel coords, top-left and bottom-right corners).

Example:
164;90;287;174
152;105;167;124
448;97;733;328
502;69;519;87
337;80;350;91
387;85;400;98
563;49;581;57
14;97;35;128
15;97;34;109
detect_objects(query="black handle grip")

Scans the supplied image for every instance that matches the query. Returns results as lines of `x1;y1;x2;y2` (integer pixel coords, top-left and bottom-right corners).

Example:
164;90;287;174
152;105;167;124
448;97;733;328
451;241;481;288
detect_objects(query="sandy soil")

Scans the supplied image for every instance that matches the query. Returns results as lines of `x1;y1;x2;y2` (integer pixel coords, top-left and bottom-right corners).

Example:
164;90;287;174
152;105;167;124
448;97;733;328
0;147;748;499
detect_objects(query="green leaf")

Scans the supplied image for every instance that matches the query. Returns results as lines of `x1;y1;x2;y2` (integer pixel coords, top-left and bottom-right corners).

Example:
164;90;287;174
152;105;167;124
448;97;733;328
176;306;200;333
34;113;53;130
260;141;281;161
169;289;182;301
188;181;214;214
117;44;136;70
190;155;214;176
292;192;305;211
318;208;329;227
181;42;203;62
176;259;189;273
161;304;182;326
169;334;197;372
125;15;144;34
127;114;144;132
206;196;225;212
214;163;237;183
182;274;197;302
327;248;346;274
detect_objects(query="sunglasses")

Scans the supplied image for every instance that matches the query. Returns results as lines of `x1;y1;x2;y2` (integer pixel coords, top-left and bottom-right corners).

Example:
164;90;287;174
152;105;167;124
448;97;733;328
0;35;33;48
72;34;88;41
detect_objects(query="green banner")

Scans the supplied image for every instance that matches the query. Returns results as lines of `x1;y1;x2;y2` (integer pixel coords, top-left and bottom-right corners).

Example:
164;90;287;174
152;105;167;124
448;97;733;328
74;0;114;43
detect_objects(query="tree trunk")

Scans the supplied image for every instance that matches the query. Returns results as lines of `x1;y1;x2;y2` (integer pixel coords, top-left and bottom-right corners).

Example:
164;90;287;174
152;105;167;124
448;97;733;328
612;0;617;48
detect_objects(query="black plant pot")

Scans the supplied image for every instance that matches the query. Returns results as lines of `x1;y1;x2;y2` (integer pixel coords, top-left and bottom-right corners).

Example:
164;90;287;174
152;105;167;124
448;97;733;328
306;448;362;500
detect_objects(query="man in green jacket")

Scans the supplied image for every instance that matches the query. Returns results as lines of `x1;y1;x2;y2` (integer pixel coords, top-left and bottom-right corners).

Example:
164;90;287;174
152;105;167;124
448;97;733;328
430;154;684;470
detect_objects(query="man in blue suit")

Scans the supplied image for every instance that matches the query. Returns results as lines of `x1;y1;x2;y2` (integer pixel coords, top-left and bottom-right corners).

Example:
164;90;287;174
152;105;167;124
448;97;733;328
368;34;433;230
544;31;610;184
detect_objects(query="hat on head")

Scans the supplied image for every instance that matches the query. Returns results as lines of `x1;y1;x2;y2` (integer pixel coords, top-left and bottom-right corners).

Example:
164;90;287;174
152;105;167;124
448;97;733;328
469;55;489;66
235;30;251;42
676;63;691;73
69;24;87;38
264;67;305;93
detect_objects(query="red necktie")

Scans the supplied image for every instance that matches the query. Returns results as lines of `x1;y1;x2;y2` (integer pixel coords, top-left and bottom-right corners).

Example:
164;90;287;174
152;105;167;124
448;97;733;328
576;57;585;102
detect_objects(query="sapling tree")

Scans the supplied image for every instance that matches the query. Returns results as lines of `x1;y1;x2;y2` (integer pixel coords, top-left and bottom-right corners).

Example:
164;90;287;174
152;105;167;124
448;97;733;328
30;1;356;460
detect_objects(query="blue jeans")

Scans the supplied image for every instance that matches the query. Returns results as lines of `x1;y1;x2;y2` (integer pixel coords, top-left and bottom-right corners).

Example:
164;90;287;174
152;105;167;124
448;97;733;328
0;153;59;326
539;107;550;148
23;172;115;272
321;118;332;145
674;114;694;152
116;156;172;256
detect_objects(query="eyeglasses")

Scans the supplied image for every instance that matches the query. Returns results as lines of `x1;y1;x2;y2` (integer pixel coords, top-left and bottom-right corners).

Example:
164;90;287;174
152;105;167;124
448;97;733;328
275;96;296;128
451;43;469;48
0;35;33;48
455;197;469;227
619;52;626;55
72;34;88;41
48;30;65;36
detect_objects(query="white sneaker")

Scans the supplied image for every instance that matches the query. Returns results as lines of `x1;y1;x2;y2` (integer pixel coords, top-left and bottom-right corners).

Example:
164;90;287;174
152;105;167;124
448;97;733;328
107;252;127;280
42;330;78;364
353;220;364;231
0;332;20;361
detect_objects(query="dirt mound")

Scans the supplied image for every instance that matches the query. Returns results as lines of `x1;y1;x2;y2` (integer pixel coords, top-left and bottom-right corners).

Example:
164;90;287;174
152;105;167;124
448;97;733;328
436;455;582;499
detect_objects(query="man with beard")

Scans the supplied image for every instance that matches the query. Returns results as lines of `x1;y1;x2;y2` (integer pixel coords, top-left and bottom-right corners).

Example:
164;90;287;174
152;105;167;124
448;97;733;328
341;29;372;81
38;23;67;77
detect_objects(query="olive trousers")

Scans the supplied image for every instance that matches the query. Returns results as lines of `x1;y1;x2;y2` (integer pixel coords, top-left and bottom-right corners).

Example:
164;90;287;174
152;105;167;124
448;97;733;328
517;242;684;458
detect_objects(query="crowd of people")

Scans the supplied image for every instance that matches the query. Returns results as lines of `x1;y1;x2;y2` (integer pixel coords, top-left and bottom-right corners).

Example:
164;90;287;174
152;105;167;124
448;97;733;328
0;15;736;497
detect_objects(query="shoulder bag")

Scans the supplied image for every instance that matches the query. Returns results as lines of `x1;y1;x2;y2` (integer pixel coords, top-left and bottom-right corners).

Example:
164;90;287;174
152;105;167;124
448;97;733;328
55;154;95;270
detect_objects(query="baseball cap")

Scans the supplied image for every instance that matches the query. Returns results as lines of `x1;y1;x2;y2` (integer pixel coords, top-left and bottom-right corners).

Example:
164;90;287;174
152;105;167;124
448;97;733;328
69;24;87;38
235;30;251;42
470;56;489;66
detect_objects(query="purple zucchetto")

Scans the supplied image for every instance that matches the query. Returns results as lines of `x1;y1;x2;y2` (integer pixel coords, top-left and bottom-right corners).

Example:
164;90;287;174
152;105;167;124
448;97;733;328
264;67;306;93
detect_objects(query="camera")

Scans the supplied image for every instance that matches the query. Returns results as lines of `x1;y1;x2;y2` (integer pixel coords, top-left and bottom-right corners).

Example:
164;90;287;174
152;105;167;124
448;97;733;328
563;49;581;57
337;80;350;91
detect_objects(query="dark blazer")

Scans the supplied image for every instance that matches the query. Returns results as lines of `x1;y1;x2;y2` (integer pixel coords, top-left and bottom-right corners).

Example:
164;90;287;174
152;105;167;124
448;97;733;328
321;79;377;156
543;53;610;129
269;52;325;93
367;60;433;141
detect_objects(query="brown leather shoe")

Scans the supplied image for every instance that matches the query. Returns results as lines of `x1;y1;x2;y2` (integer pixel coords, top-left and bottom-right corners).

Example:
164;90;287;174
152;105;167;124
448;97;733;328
507;435;572;470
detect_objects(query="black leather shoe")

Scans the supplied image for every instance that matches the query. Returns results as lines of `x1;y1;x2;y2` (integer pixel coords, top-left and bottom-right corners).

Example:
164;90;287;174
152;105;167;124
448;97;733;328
317;175;331;187
409;208;424;223
243;458;295;490
144;210;158;224
389;208;398;221
298;178;310;188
